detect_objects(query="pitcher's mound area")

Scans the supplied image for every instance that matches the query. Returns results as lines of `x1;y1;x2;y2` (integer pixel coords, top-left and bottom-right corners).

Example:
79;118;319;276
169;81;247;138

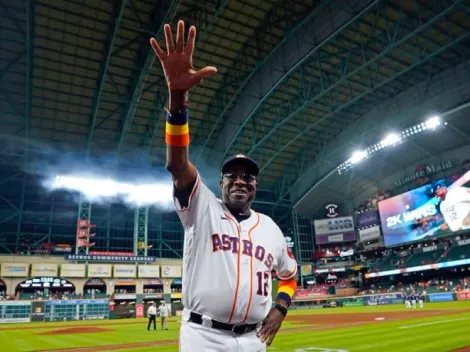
38;327;112;335
452;346;470;352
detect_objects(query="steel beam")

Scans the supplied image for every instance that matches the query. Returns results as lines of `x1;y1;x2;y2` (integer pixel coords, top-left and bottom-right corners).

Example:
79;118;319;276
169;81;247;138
86;0;129;155
193;0;334;163
76;199;91;255
209;0;380;165
115;0;180;155
254;1;465;175
134;207;149;256
143;0;231;158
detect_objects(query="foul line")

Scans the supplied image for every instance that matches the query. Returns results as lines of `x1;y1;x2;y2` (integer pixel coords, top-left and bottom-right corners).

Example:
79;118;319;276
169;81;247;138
399;317;469;329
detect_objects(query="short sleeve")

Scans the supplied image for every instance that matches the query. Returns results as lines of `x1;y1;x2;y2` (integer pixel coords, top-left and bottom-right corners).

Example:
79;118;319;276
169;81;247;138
173;172;216;229
273;228;298;280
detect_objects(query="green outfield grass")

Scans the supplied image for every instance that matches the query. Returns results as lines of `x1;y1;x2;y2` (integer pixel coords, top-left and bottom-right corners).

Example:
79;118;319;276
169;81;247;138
1;302;470;352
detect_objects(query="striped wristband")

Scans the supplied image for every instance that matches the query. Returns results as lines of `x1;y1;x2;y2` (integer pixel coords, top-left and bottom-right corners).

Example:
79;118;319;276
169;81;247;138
165;109;190;147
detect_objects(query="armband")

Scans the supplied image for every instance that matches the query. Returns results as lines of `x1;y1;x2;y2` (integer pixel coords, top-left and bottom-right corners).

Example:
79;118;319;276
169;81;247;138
165;109;190;147
276;278;297;307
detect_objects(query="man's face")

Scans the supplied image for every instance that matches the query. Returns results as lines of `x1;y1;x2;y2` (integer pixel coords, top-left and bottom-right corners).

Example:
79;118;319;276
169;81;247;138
220;164;257;210
436;187;447;200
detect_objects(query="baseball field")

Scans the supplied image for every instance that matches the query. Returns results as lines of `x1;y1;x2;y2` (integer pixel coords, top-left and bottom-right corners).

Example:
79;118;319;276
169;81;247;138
1;301;470;352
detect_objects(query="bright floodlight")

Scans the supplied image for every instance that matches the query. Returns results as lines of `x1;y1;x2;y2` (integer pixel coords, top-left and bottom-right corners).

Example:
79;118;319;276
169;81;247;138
425;116;441;129
350;150;368;164
380;133;401;147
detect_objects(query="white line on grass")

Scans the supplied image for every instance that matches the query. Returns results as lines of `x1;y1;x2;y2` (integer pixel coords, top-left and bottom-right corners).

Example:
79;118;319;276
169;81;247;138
399;317;468;329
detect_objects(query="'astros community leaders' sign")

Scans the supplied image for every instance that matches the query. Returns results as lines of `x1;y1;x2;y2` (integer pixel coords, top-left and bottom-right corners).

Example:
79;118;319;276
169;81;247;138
64;254;156;263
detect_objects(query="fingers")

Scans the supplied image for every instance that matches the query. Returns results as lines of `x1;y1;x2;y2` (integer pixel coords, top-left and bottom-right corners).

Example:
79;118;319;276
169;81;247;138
185;26;196;56
193;66;217;83
150;38;165;61
164;24;175;54
176;20;185;53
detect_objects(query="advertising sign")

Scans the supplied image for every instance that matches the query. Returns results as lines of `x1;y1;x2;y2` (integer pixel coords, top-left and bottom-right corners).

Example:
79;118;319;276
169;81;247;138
378;171;470;247
355;210;381;229
342;300;365;307
161;265;182;278
456;291;470;301
31;263;58;277
88;264;112;278
313;216;356;245
428;293;454;302
30;301;46;322
60;264;86;277
138;265;160;278
363;294;403;306
135;304;144;318
358;226;381;242
65;254;156;263
18;277;74;289
1;263;29;277
113;265;136;278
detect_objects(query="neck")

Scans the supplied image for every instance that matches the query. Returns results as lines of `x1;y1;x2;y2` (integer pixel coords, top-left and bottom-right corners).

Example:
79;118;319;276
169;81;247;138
226;203;251;217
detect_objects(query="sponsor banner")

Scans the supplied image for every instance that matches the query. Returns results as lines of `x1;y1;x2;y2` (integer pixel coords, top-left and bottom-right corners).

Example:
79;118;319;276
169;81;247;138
454;239;470;247
161;265;182;278
46;299;109;305
1;263;29;277
363;294;403;306
355;210;381;229
315;232;356;245
143;294;164;299
60;264;86;277
456;291;470;301
88;264;112;278
65;254;156;263
52;245;72;253
300;264;312;276
113;265;136;278
138;265;160;278
31;264;61;277
314;216;355;235
394;160;452;188
135;304;144;318
412;243;447;254
89;251;135;256
0;318;30;324
30;301;46;322
339;249;354;257
342;300;365;307
113;294;136;300
429;293;454;302
314;267;346;273
84;278;107;286
379;171;470;247
358;226;381;242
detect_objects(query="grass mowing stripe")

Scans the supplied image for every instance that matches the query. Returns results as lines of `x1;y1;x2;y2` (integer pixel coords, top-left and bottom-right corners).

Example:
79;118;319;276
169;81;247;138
399;317;469;329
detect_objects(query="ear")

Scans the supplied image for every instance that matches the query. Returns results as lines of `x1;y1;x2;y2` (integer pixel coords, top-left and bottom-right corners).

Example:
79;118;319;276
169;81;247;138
219;179;223;189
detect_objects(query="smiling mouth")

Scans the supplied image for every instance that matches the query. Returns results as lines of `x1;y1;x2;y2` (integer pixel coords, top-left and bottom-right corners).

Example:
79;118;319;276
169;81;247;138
232;190;247;195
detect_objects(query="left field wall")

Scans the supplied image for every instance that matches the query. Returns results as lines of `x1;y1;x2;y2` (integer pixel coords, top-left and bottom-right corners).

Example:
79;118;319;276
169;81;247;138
0;255;183;296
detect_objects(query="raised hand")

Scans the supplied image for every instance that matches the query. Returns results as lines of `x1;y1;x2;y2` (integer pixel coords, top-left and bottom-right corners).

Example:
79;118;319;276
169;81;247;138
150;20;217;92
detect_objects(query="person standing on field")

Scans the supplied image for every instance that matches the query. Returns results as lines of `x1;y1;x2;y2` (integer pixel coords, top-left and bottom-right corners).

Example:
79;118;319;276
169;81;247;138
150;20;298;352
147;303;157;331
159;301;169;330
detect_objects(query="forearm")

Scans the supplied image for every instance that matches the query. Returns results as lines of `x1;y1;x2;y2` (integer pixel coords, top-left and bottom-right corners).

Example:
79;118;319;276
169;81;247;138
165;90;197;191
276;278;297;308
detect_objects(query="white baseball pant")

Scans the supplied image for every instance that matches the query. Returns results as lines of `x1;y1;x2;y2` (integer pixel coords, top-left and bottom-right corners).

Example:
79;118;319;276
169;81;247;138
412;300;416;308
419;299;424;308
179;313;266;352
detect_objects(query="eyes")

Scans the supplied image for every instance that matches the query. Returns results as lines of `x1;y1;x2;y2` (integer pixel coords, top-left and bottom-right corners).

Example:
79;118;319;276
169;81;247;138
222;172;257;184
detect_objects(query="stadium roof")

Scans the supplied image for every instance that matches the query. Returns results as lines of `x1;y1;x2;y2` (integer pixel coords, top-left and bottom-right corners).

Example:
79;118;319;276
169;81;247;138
1;0;470;214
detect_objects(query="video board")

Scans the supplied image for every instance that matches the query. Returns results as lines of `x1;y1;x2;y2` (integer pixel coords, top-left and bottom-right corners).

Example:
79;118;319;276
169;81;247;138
378;171;470;247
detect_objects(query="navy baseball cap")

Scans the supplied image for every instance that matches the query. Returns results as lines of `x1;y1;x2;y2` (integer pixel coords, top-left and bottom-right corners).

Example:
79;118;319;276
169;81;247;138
221;154;259;176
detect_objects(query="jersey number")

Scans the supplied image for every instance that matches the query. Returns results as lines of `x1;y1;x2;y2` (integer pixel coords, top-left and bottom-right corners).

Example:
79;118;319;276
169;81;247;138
257;272;269;296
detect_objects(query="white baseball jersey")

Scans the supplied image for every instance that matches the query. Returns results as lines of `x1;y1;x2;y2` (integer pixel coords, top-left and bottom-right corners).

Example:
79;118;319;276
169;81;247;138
147;306;157;316
174;173;297;325
159;304;169;317
440;187;470;232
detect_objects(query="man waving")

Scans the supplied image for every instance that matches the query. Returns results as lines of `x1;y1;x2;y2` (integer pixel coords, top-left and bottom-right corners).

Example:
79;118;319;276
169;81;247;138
150;20;298;352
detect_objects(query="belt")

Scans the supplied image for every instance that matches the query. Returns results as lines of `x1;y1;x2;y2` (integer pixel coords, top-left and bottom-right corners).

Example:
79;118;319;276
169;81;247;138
188;311;259;335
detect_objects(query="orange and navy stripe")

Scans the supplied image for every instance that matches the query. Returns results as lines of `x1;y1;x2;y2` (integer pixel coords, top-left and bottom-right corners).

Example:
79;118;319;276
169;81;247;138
165;111;190;147
277;278;297;306
242;212;260;323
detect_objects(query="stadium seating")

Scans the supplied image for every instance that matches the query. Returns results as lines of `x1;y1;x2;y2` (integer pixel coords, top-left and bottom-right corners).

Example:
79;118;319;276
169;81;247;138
441;245;470;261
405;249;445;267
377;253;401;271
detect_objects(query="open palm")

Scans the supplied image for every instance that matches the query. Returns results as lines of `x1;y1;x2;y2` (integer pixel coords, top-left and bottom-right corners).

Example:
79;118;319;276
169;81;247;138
150;20;217;92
